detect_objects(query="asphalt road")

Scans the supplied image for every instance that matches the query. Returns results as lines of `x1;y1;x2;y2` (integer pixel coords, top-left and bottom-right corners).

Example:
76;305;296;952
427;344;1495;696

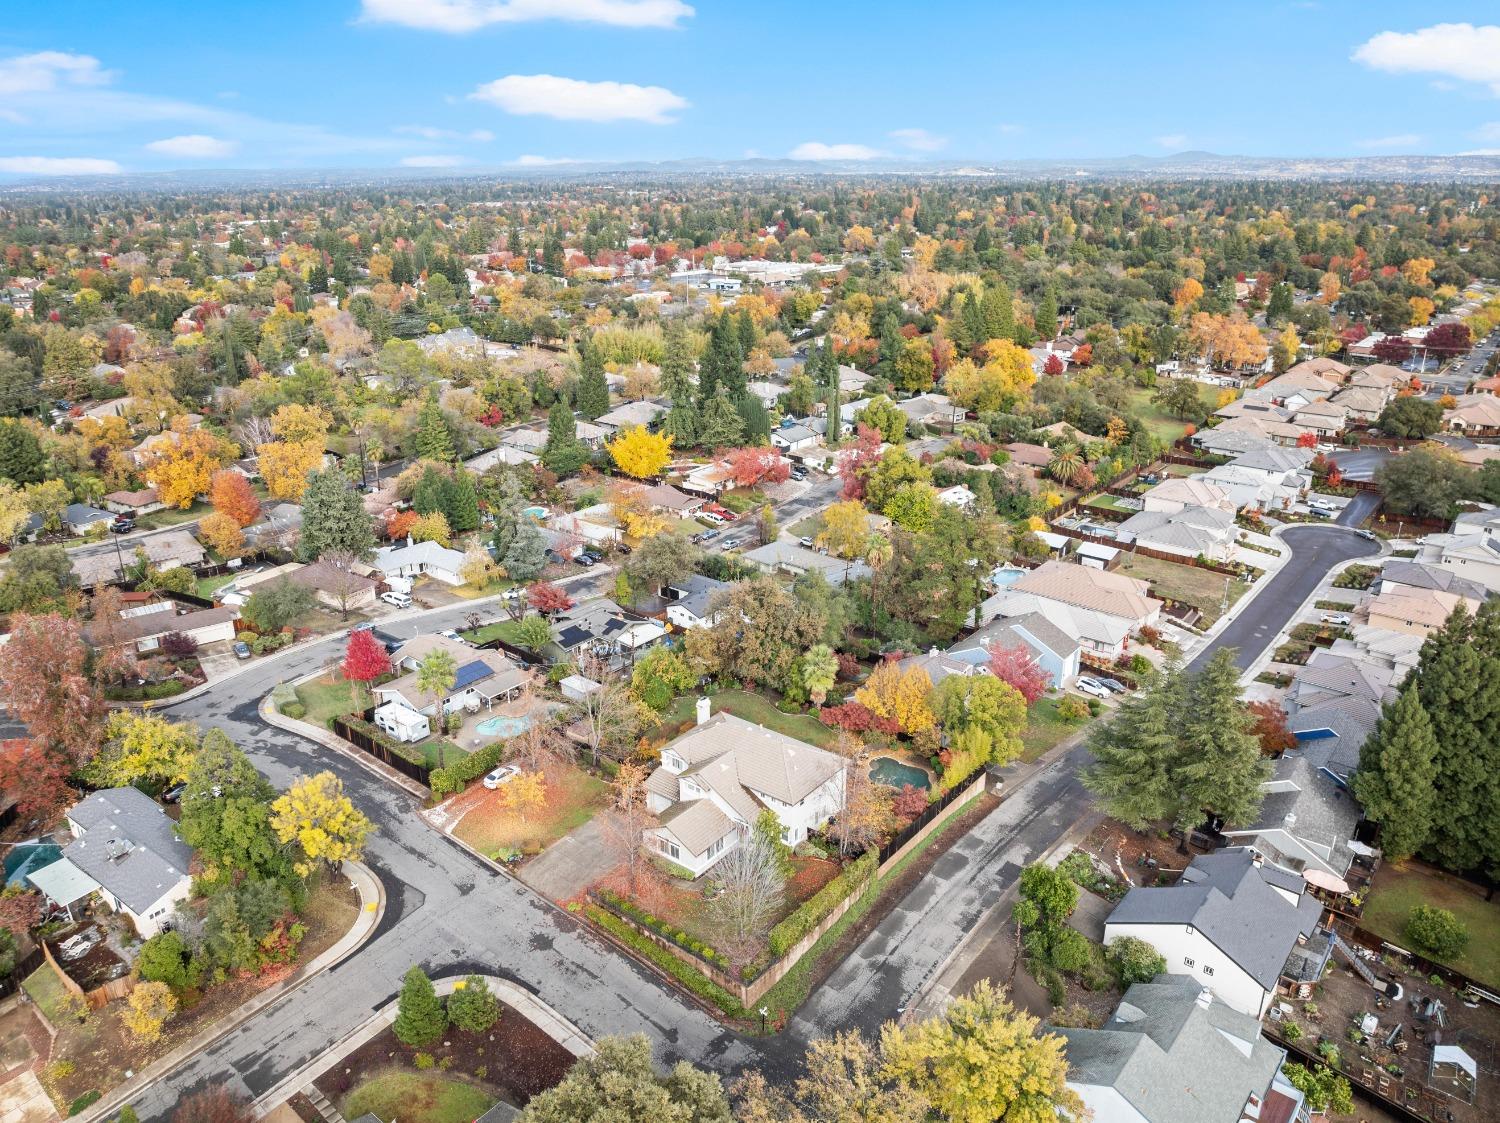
128;588;1094;1116
1187;523;1379;673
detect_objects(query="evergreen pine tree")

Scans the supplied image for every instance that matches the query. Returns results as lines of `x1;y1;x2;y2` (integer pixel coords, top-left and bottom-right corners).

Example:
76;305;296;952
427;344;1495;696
542;400;589;475
502;518;548;581
1035;287;1059;340
736;394;772;444
737;309;756;357
662;402;700;449
575;337;611;420
1084;665;1184;828
981;282;1015;341
699;315;744;403
412;467;447;516
297;469;377;561
414;395;456;462
696;390;746;449
1172;650;1271;828
446;974;501;1033
660;325;695;405
973;223;992;254
393;966;446;1047
825;378;843;446
542;230;564;275
1354;684;1440;861
877;315;904;375
445;470;481;533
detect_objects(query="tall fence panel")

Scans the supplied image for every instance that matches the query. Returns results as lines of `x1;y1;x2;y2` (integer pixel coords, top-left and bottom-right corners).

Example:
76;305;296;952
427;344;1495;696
331;713;432;787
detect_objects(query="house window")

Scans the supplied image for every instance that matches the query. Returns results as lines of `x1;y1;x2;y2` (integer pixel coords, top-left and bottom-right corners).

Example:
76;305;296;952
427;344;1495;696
1184;957;1195;968
656;837;680;860
708;835;725;858
1203;965;1214;976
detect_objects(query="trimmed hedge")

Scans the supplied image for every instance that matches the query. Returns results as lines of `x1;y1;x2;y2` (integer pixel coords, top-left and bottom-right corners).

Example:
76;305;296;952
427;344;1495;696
280;701;306;719
339;716;429;769
595;889;729;968
429;741;507;798
104;679;187;701
588;906;745;1018
768;851;877;957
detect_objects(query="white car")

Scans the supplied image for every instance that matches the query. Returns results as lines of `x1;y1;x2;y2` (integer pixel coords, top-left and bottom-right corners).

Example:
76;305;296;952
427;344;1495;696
1321;613;1351;626
482;765;521;789
379;590;412;609
699;511;726;525
1074;677;1112;699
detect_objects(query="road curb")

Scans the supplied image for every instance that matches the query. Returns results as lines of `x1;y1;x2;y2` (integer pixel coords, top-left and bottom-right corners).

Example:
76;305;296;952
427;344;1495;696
251;974;593;1114
260;689;431;801
74;861;385;1123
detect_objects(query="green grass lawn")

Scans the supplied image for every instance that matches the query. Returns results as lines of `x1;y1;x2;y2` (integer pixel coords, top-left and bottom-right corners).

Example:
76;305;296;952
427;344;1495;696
788;513;826;541
1082;492;1137;513
1021;696;1088;762
1360;863;1500;988
417;739;469;769
1126;387;1193;445
295;676;364;727
22;966;68;1021
136;501;211;531
1116;553;1247;627
1161;462;1203;477
195;572;238;599
460;618;529;646
341;1070;495;1123
662;690;836;748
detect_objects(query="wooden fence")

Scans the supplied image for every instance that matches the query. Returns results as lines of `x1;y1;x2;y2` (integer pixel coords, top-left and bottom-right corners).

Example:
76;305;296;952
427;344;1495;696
1048;523;1250;579
0;946;44;1002
40;940;131;1010
331;710;432;787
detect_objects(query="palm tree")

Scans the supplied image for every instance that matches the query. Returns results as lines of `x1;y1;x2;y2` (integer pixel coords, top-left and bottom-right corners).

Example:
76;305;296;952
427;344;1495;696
800;645;839;705
416;649;457;768
1048;448;1085;486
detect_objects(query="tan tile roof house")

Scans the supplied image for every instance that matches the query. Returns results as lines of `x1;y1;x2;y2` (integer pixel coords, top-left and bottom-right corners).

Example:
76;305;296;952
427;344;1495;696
1012;561;1162;624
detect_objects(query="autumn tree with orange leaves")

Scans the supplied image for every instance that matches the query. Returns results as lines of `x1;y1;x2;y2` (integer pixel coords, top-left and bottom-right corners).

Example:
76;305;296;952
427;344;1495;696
210;469;261;527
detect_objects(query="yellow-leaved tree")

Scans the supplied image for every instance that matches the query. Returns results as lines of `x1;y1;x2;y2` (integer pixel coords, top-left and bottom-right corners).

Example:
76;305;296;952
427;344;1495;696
197;511;246;558
123;981;178;1044
497;771;547;822
147;425;235;509
819;500;872;560
270;771;374;877
880;979;1084;1123
257;439;324;501
86;712;199;790
606;425;673;480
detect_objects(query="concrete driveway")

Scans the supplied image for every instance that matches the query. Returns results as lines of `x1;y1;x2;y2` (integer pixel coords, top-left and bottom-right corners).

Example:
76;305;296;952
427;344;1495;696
1187;524;1379;673
520;818;617;901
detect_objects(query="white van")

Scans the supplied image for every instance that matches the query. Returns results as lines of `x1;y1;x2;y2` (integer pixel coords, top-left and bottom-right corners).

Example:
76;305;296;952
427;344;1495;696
380;590;412;609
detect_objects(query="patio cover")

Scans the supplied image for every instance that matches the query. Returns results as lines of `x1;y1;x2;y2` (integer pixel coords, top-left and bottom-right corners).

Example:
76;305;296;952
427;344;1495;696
27;858;97;907
1302;868;1351;894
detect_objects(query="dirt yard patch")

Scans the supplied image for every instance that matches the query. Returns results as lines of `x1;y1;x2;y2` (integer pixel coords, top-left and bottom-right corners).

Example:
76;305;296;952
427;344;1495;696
451;763;609;859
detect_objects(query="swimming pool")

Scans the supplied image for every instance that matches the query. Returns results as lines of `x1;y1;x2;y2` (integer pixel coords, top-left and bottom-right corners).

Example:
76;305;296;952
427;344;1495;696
4;840;61;888
521;506;548;521
992;566;1027;590
869;756;930;790
476;714;534;738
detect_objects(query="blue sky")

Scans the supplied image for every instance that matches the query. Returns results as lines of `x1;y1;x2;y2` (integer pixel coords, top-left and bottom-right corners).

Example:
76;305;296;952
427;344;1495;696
3;1;1500;175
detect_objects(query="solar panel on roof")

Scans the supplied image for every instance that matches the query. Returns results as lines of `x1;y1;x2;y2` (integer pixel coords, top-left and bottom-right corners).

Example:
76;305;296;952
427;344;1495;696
451;660;493;691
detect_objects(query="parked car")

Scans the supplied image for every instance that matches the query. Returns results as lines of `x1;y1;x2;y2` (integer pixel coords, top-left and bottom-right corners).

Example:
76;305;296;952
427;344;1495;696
437;629;468;645
698;529;720;543
789;467;808;481
1321;613;1351;626
380;590;412;609
232;640;252;659
1309;507;1334;519
1354;529;1377;542
161;782;187;803
482;764;521;790
798;536;815;547
1074;677;1112;699
110;516;135;533
1096;677;1128;694
1307;498;1337;512
699;511;726;525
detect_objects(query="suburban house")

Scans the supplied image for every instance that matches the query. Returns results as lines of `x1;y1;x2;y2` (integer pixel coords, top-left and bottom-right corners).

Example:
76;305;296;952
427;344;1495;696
28;788;193;938
554;599;666;661
644;703;846;877
1200;447;1313;513
243;501;304;552
462;444;538;472
741;541;872;586
373;539;469;587
1361;585;1477;637
679;460;737;497
979;561;1162;660
1377;559;1488;604
893;649;988;687
389;634;474;673
285;558;382;612
1327;384;1389;423
897;392;965;431
595;400;667;434
662;574;731;630
1246;369;1339;411
89;599;239;653
64;503;115;536
1104;848;1325;1019
935;484;978;510
771;423;821;454
372;650;530;741
1116;505;1237;561
1060;975;1308;1123
1142;477;1236;515
1443;394;1500;434
102;487;166;517
1416;512;1500;594
71;527;207;588
1002;442;1053;471
947;611;1081;688
1282;649;1394;753
641;483;706;517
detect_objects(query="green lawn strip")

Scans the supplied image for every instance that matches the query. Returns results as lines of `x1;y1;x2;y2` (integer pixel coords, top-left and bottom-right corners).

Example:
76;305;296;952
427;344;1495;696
755;789;986;1026
1359;866;1500;989
787;514;826;541
1021;696;1086;762
589;906;748;1019
295;678;364;727
342;1070;495;1123
195;572;238;599
459;619;528;646
1116;553;1246;627
22;966;68;1021
417;739;470;769
662;691;835;748
1125;387;1192;444
135;502;211;531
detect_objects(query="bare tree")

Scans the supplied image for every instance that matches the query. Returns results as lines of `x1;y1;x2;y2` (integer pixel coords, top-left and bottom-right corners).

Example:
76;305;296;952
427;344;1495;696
826;750;896;857
572;653;642;766
234;415;276;452
318;550;370;621
599;760;659;896
712;832;785;962
507;711;564;777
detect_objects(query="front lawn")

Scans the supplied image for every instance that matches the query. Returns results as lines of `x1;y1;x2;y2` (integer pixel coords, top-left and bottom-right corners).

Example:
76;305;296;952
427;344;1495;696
295;676;365;727
1125;387;1193;445
660;691;836;748
1021;695;1088;761
1360;863;1500;988
459;618;529;646
136;501;212;531
453;762;609;856
195;572;238;599
787;514;826;541
1081;492;1137;513
1116;553;1247;627
342;1070;495;1123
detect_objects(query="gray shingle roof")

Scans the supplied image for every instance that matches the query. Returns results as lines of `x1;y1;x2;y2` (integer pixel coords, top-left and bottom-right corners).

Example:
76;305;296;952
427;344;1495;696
1106;849;1322;992
64;788;192;914
1060;975;1284;1123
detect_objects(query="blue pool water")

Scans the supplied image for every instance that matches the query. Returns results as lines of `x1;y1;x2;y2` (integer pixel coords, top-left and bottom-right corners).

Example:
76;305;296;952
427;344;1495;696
869;757;930;790
521;506;547;521
476;714;534;738
4;841;61;888
992;566;1026;589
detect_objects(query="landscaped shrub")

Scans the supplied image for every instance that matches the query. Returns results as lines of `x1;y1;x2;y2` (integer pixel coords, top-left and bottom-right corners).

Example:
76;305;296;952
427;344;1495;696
768;851;877;958
1404;905;1469;960
104;680;187;701
588;906;746;1018
392;966;446;1047
280;702;306;720
447;975;500;1032
67;1092;100;1117
1106;935;1166;985
429;741;508;797
594;890;726;966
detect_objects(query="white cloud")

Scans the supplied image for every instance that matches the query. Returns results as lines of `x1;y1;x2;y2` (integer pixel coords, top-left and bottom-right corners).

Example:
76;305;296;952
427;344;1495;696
512;154;581;166
146;134;239;158
401;154;465;167
1353;23;1500;95
0;156;121;176
889;128;948;152
396;125;495;141
360;0;692;32
995;122;1023;135
1459;148;1500;156
1356;133;1422;149
469;74;687;123
790;142;886;161
0;51;111;96
1155;134;1188;149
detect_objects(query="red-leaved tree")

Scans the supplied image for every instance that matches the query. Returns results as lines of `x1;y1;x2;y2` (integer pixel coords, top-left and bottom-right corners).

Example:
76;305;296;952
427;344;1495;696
210;469;262;528
891;784;929;820
1296;431;1318;449
725;446;790;489
526;582;575;615
342;629;390;706
1247;700;1297;756
1043;352;1065;376
0;888;42;938
1372;336;1413;365
987;645;1050;704
172;1088;255;1123
836;424;883;501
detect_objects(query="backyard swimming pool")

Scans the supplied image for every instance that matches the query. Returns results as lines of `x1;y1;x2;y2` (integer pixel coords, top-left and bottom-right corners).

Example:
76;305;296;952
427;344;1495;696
521;506;548;521
476;714;534;738
991;566;1027;590
869;756;930;790
4;840;61;888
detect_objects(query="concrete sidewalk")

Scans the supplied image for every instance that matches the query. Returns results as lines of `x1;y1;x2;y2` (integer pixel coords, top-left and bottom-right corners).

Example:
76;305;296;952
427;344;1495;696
252;974;594;1115
76;862;385;1123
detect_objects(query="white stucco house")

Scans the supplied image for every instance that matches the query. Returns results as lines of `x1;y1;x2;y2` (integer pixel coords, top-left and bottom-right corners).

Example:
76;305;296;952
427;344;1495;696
643;702;846;877
662;574;731;630
373;539;468;586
